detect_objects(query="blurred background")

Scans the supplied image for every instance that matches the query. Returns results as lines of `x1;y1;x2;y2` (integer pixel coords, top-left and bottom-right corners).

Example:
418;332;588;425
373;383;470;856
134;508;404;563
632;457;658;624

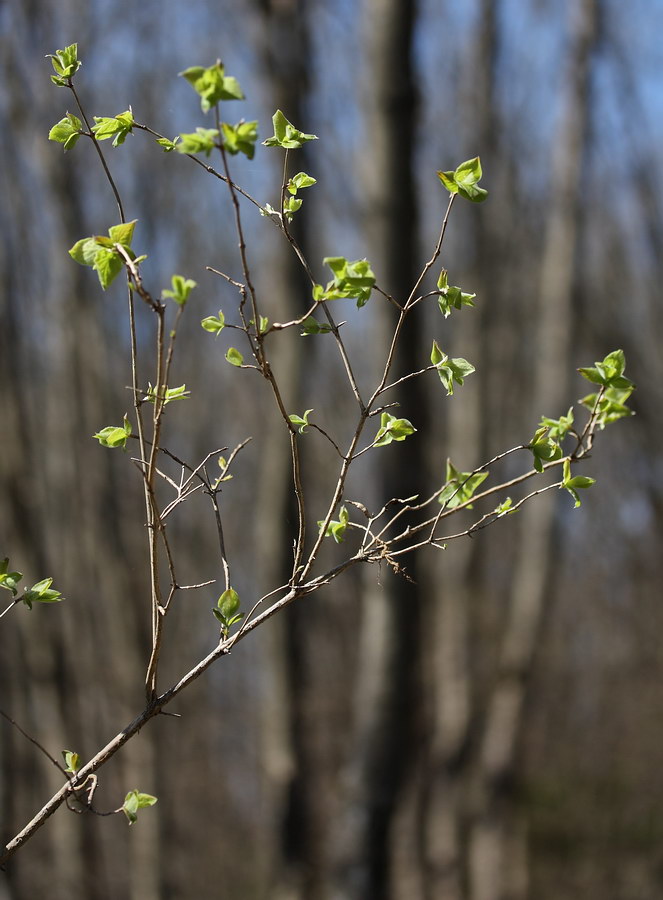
1;0;662;898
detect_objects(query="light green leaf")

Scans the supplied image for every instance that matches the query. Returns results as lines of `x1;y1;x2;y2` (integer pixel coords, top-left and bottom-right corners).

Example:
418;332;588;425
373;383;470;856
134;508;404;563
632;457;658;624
48;113;83;151
221;120;259;159
175;127;219;156
263;110;318;149
373;412;416;447
289;409;313;434
287;172;317;194
438;459;489;509
162;274;196;306
62;750;81;773
201;311;225;335
47;43;81;84
179;62;244;112
318;506;349;544
122;790;157;825
92;109;134;147
226;347;244;366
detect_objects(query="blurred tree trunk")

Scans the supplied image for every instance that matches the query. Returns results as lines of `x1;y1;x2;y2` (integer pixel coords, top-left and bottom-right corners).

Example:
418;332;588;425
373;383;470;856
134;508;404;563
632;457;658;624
466;2;599;898
420;4;498;898
251;2;324;897
331;0;422;897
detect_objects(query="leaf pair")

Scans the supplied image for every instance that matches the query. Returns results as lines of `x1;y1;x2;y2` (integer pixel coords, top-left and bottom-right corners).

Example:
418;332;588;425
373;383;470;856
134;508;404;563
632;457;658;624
373;412;416;447
263;110;317;150
313;257;376;308
212;588;243;637
180;62;244;112
430;340;475;395
69;220;141;290
438;459;488;509
1;559;63;607
437;157;488;203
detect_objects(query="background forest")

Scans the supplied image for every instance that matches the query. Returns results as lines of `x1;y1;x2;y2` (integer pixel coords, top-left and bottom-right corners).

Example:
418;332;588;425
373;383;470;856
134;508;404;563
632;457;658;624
1;0;663;898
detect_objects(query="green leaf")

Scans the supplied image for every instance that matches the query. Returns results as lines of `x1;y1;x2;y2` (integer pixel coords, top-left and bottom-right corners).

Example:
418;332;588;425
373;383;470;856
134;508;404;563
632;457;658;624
263;110;318;149
283;196;303;221
179;62;244;112
0;560;23;597
218;587;240;619
62;750;81;773
319;256;376;307
145;383;190;405
212;588;243;635
528;426;562;474
430;342;475;395
540;407;574;441
48;113;83;151
162;274;196;306
578;349;634;390
93;415;132;449
318;506;349;544
561;459;596;508
92;109;134;147
156;136;180;152
108;220;137;249
226;347;244;366
438;459;489;509
436;270;476;318
579;386;634;429
493;497;516;516
287;172;317;194
93;248;124;290
47;43;81;84
69;222;138;290
373;412;416;448
211;456;233;487
122;790;157;825
221;120;258;159
175;127;219;157
300;316;332;335
201;311;225;335
289;409;313;434
437;156;488;203
22;577;63;608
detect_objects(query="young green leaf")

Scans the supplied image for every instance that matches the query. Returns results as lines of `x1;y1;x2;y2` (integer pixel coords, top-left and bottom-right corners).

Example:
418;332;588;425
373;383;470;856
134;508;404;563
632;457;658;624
561;459;596;508
438;459;489;509
0;559;23;597
69;221;139;290
287;172;317;194
179;62;244;112
48;113;83;152
226;347;244;367
156;136;180;152
162;274;196;306
93;415;132;450
47;43;81;85
318;506;350;544
145;383;190;405
289;409;313;434
540;407;574;441
430;341;475;395
373;412;416;448
493;497;516;516
263;110;318;149
175;128;219;157
212;588;243;636
436;269;476;317
319;256;376;307
437;156;488;203
578;349;633;390
122;790;157;825
91;109;134;147
579;386;634;429
201;311;225;335
62;750;81;774
22;577;63;609
528;426;562;474
221;120;258;159
300;316;332;336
